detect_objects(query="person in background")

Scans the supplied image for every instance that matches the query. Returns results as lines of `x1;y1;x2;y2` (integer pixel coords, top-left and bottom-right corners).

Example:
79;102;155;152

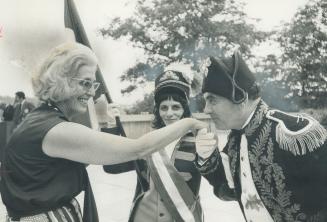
195;50;327;222
0;102;6;122
2;103;14;122
0;42;207;222
104;70;217;222
12;91;35;128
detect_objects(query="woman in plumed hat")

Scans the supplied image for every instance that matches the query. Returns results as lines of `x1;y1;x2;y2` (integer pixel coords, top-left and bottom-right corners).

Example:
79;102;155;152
104;70;214;222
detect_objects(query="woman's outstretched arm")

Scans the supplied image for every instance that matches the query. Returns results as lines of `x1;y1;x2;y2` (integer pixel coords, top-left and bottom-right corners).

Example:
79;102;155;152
42;118;206;165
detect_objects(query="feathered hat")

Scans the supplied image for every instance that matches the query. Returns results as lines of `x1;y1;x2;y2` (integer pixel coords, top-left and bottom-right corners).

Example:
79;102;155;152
154;70;190;103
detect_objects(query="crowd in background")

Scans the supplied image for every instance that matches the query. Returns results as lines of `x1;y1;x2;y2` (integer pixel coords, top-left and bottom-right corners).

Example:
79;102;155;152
0;91;35;127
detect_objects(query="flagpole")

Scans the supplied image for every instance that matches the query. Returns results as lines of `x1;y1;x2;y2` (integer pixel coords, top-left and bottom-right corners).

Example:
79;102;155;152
64;0;126;136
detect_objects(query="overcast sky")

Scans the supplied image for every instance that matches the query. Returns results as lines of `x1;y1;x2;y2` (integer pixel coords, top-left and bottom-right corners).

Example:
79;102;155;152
0;0;308;104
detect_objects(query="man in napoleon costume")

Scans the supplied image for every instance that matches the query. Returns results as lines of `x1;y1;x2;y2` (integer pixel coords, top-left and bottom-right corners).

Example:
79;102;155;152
195;50;327;222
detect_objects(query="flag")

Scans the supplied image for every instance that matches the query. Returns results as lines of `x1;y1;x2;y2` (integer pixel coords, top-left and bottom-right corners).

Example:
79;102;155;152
64;0;110;101
64;0;126;136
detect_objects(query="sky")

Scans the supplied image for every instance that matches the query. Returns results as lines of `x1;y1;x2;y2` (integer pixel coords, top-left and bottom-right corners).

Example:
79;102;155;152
0;0;309;104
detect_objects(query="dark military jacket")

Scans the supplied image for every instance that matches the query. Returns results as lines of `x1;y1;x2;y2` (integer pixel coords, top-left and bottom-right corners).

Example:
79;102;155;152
103;132;202;222
197;100;327;222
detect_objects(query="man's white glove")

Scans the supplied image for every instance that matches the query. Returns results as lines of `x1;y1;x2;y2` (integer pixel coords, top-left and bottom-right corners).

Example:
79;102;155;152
195;128;218;159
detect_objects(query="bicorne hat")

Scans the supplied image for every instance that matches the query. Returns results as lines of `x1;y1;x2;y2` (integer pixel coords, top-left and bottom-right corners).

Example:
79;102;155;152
154;70;190;103
201;51;256;104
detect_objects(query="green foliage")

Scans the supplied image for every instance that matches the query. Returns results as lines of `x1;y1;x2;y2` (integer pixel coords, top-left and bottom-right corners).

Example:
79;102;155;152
125;92;204;114
255;0;327;110
277;0;327;108
255;54;299;111
101;0;327;111
125;93;154;114
301;108;327;127
189;94;205;112
100;0;267;94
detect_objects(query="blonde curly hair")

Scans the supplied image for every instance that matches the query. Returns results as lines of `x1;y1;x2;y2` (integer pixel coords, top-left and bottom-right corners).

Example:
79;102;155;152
32;42;98;102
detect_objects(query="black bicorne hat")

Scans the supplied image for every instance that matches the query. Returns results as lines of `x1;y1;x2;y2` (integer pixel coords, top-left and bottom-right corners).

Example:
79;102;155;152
154;70;190;103
201;51;256;104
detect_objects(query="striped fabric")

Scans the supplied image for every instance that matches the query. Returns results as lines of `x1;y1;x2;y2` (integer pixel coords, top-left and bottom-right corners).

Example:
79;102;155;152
7;199;82;222
150;151;196;222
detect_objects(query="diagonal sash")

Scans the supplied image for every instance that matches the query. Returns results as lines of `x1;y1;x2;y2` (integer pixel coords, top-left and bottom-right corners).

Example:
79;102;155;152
146;149;203;222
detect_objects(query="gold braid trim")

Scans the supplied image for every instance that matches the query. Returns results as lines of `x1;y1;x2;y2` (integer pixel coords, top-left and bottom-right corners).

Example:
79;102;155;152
267;111;327;156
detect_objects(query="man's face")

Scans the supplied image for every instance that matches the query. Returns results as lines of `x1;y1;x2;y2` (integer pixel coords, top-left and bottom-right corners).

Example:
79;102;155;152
203;92;242;130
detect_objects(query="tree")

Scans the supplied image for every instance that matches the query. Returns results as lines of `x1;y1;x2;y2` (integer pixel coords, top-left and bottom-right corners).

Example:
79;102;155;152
255;54;299;111
125;93;154;114
277;0;327;108
100;0;267;96
126;93;204;114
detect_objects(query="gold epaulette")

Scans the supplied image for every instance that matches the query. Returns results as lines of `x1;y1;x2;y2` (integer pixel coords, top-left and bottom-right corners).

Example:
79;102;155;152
266;110;327;156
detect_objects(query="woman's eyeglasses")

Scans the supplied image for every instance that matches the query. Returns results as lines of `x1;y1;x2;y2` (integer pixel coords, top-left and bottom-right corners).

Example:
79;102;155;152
71;78;100;91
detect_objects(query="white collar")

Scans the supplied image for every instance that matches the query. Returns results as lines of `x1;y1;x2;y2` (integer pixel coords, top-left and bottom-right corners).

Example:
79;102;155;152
241;110;255;129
